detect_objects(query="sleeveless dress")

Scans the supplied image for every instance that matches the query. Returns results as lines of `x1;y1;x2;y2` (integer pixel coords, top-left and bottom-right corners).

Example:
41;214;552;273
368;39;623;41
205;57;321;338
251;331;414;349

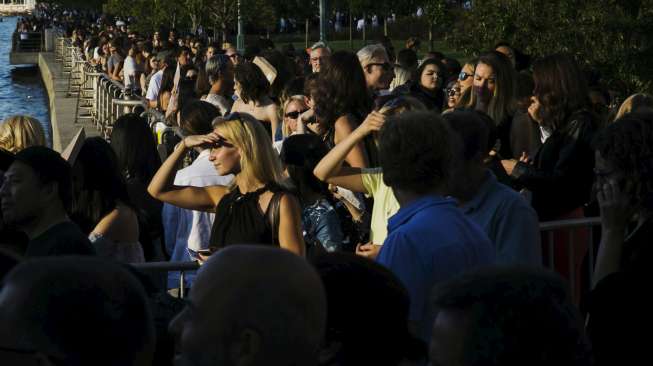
208;184;283;249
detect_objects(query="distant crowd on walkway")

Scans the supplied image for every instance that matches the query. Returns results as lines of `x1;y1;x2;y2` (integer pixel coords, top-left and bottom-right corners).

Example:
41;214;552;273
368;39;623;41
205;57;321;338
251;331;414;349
1;7;653;366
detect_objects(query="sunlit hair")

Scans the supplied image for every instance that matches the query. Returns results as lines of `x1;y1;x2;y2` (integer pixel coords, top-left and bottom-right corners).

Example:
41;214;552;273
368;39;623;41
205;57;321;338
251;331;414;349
465;51;516;125
0;115;46;153
212;114;284;190
389;65;411;91
614;93;653;122
356;44;388;68
282;96;308;137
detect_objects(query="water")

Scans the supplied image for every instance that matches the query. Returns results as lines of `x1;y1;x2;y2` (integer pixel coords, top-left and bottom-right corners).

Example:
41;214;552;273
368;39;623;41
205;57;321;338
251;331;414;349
0;16;51;146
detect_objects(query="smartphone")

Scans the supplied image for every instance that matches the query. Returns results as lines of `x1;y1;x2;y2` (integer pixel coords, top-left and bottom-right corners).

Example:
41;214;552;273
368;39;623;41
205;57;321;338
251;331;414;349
195;249;213;256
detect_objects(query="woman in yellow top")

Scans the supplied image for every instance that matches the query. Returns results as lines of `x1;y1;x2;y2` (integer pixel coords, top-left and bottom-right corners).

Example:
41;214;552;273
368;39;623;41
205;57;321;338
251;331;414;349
314;97;424;259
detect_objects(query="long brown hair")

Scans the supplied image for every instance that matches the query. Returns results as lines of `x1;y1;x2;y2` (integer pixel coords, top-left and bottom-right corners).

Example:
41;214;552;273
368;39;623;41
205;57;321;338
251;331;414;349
532;54;590;130
313;51;372;130
465;51;516;125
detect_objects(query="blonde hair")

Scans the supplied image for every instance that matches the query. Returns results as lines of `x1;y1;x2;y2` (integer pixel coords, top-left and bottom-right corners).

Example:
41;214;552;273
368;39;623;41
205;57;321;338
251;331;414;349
389;65;411;91
0;115;47;153
212;114;284;190
281;96;308;137
614;93;653;122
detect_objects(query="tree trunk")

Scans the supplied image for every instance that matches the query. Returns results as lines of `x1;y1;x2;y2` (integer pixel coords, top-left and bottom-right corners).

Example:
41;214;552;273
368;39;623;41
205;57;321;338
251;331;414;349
363;12;366;44
305;18;309;49
384;17;388;36
349;11;353;50
429;25;434;51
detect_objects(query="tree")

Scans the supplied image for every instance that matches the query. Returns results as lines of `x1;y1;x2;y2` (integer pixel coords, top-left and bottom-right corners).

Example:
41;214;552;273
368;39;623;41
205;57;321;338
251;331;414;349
444;0;653;94
207;0;238;44
184;0;212;34
242;0;278;37
421;0;449;51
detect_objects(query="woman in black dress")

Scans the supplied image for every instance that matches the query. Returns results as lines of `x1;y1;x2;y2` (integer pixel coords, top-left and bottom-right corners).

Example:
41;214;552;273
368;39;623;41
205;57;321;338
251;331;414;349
148;113;304;256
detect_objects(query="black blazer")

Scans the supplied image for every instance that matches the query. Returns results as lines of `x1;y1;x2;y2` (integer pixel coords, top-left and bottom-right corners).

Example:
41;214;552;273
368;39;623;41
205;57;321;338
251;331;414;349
511;110;599;221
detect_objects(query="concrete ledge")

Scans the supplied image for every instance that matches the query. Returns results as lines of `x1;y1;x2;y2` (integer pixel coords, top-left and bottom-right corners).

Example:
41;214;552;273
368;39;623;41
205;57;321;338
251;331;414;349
38;52;99;152
10;52;39;65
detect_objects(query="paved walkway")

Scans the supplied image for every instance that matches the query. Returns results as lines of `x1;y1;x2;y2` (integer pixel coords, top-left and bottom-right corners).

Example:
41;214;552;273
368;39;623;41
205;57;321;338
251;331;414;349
38;52;99;152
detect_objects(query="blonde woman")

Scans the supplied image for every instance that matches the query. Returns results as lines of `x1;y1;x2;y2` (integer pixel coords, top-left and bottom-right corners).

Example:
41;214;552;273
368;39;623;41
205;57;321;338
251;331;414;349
613;93;653;122
148;113;304;256
282;96;309;137
0;115;46;153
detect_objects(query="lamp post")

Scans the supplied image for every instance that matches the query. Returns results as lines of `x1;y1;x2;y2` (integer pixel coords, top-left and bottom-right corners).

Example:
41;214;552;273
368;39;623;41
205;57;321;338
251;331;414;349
319;0;327;43
236;0;245;52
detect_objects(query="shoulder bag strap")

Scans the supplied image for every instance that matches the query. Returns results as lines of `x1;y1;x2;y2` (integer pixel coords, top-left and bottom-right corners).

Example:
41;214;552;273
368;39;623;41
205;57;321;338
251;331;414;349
267;191;283;245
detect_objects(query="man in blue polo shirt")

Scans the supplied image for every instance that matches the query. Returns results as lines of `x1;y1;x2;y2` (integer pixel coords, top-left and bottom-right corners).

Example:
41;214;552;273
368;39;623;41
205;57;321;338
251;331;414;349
376;111;495;343
444;110;541;266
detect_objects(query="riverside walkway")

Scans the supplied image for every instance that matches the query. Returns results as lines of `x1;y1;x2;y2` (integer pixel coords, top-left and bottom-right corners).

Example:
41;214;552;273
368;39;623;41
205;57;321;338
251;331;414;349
38;51;99;151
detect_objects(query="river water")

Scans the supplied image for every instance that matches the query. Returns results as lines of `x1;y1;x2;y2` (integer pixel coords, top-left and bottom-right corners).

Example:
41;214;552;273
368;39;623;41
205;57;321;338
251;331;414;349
0;16;51;146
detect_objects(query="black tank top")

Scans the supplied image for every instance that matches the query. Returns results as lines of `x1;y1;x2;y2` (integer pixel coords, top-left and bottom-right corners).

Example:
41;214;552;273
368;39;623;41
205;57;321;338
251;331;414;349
208;184;282;249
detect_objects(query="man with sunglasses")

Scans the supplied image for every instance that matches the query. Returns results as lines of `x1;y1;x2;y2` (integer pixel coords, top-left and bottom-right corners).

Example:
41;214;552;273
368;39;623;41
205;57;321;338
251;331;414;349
358;44;395;93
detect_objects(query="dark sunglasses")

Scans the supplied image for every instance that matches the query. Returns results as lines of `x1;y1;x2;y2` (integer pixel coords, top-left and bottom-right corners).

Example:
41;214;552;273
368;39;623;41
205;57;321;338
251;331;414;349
367;62;393;71
458;71;472;81
446;87;461;97
284;109;308;119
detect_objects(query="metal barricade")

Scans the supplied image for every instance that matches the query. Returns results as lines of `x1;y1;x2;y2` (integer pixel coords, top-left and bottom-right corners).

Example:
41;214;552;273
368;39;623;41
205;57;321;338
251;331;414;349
51;35;150;142
131;261;200;298
539;217;601;302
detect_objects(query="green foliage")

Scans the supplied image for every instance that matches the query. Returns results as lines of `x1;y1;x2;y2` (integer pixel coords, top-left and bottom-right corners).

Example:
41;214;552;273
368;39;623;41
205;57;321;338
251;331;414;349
104;0;184;32
445;0;653;94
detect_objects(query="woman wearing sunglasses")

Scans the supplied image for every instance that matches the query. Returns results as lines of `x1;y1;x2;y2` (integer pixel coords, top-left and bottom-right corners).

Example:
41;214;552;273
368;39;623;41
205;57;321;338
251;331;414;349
148;113;305;256
282;96;310;137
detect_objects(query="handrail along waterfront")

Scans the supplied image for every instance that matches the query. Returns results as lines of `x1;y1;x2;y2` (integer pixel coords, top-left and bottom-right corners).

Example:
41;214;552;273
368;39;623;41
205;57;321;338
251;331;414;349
54;32;155;139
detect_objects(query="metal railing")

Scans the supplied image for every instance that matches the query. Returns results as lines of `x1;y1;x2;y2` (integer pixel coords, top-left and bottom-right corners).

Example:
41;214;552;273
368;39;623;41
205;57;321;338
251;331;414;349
539;217;601;303
127;217;603;299
132;261;200;298
54;35;153;139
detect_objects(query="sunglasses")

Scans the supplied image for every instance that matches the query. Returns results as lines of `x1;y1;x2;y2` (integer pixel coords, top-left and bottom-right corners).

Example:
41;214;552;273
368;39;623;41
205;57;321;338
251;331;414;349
458;71;473;81
446;87;461;97
284;109;308;119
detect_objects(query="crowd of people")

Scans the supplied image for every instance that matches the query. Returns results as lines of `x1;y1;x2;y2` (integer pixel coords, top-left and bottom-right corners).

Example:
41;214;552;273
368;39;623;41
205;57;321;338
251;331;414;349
1;9;653;366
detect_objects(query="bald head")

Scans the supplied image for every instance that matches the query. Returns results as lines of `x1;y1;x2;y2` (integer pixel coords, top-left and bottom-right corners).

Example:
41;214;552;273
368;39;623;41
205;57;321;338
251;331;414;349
171;245;327;366
0;257;155;366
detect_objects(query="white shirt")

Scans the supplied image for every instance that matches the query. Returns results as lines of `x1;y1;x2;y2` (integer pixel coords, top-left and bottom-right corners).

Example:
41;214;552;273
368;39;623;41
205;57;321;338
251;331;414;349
146;69;164;102
163;150;233;254
123;55;137;88
203;93;232;116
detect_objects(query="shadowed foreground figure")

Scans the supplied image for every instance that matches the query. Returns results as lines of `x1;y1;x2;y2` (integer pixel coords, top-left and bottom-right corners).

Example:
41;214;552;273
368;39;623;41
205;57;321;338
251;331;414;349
429;267;592;366
312;252;427;365
0;256;155;365
170;245;327;366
